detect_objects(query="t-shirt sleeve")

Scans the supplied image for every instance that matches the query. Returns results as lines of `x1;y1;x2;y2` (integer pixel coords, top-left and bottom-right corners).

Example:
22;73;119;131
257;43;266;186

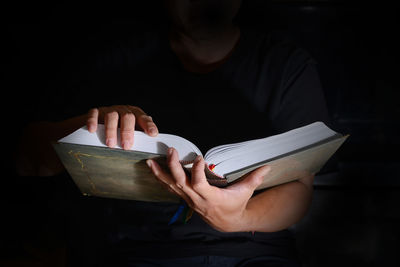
269;48;331;133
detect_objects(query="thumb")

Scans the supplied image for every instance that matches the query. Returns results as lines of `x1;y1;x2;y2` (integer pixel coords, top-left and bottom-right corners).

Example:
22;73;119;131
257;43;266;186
230;165;271;193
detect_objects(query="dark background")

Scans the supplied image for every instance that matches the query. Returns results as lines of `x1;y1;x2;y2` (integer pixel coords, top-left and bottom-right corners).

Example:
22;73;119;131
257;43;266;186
2;0;400;266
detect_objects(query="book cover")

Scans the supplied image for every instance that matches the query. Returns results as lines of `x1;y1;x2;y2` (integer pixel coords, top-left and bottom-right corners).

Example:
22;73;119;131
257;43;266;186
53;122;348;202
53;142;180;202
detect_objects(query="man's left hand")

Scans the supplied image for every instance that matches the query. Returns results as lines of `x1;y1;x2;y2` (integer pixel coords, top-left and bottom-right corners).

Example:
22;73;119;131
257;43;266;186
146;147;270;232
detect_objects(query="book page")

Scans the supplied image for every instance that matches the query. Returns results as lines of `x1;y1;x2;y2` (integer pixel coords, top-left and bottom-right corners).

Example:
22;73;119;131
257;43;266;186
59;124;201;162
204;122;339;177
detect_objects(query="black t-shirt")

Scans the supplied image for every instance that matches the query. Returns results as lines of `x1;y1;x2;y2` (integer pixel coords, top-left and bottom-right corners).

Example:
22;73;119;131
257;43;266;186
57;26;330;261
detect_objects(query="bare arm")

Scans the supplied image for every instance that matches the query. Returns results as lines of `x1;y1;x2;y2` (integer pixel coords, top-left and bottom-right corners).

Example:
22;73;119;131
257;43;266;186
147;147;313;232
243;175;313;232
16;105;158;177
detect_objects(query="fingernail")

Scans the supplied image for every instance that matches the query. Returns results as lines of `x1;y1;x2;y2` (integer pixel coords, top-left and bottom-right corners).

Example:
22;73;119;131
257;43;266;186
148;127;157;136
87;125;94;132
146;159;152;168
106;138;115;147
122;141;131;150
168;147;173;156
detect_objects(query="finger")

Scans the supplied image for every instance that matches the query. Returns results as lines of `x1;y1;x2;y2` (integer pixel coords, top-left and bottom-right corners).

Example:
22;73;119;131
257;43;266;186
167;148;203;203
146;159;194;206
104;108;119;148
167;148;187;184
120;108;136;150
230;165;271;196
127;106;158;136
190;155;212;199
86;108;99;133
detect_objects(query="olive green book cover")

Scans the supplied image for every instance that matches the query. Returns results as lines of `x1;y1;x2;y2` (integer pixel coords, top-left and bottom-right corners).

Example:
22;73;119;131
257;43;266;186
53;142;180;203
53;122;348;203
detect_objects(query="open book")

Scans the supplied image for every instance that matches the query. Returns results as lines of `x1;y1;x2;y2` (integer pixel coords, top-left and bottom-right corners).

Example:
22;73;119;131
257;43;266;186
53;122;347;202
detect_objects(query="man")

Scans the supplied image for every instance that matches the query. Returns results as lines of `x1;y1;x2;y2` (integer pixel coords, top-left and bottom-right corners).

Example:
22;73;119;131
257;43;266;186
17;0;330;265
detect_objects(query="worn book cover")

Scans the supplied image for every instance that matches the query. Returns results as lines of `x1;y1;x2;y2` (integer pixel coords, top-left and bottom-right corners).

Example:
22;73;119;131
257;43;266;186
53;143;180;203
53;134;347;202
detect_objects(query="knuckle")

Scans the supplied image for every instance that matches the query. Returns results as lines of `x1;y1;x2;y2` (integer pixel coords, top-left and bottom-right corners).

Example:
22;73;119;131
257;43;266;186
120;129;134;136
121;112;135;121
87;115;97;121
106;111;119;120
139;114;151;122
147;121;156;128
88;107;98;114
132;106;145;113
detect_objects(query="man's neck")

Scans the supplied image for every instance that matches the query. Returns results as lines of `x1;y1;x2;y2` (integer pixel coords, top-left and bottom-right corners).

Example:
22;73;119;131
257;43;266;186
169;26;240;73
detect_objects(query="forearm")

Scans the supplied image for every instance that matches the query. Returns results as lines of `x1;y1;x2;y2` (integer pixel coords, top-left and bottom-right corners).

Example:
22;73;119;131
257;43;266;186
242;175;314;232
17;104;159;177
16;114;88;176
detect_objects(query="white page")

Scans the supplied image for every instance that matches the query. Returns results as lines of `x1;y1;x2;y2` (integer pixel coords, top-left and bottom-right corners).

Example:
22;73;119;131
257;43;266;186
205;122;338;176
59;125;201;162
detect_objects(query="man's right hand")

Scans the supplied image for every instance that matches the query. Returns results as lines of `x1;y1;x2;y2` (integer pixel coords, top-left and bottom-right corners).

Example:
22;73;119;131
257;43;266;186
17;105;157;176
86;105;159;150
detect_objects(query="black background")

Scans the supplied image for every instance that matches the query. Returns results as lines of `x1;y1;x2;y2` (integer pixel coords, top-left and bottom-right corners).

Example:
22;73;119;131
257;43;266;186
2;1;400;266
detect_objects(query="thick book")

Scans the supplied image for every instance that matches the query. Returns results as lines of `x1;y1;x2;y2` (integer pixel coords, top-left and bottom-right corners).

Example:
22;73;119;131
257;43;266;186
53;122;348;203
